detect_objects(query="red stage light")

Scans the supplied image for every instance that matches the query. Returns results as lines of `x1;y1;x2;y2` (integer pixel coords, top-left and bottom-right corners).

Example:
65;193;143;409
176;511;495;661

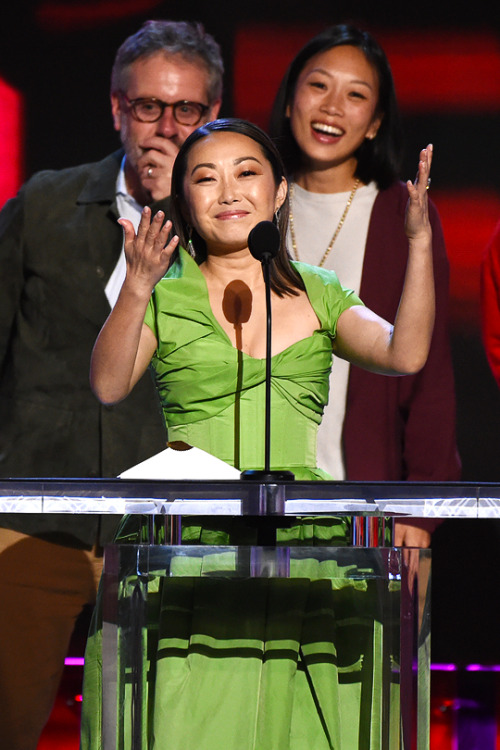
432;190;500;330
377;31;500;113
0;78;23;209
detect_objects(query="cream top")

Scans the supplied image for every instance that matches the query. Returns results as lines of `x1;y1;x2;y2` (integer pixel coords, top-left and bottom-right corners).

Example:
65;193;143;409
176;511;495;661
287;181;378;478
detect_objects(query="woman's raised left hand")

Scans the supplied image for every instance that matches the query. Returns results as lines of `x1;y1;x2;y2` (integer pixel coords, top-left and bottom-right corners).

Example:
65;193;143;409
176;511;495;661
404;144;433;243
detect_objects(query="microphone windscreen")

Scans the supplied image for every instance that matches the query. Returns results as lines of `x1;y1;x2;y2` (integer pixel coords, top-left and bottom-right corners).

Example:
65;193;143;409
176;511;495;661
248;221;280;262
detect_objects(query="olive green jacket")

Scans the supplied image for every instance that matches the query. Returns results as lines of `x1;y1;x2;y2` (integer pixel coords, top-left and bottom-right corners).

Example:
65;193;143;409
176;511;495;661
0;150;167;544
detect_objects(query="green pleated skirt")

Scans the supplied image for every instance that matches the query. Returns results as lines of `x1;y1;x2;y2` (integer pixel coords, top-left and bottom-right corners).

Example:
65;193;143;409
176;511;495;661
80;516;394;750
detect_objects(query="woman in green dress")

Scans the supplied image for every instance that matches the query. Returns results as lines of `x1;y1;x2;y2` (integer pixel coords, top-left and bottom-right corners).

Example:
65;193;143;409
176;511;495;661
82;118;434;749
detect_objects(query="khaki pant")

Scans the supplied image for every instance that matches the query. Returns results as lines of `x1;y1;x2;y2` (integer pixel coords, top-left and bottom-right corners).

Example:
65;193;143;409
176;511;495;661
0;528;103;750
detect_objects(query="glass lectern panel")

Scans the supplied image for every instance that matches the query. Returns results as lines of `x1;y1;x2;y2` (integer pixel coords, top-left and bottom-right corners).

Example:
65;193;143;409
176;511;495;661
101;544;430;750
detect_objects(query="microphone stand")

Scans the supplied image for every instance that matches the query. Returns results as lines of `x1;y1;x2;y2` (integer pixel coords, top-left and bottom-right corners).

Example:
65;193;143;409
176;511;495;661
241;252;295;484
239;222;294;554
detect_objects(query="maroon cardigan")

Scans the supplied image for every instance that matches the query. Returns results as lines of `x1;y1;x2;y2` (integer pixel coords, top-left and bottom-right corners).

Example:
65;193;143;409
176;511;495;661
480;218;500;388
342;182;461;482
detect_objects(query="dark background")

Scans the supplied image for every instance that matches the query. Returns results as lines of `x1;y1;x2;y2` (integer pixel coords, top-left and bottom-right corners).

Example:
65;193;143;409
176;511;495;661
1;0;500;664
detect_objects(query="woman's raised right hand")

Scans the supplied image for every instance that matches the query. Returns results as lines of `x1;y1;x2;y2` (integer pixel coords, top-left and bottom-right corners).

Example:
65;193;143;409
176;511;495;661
118;206;179;293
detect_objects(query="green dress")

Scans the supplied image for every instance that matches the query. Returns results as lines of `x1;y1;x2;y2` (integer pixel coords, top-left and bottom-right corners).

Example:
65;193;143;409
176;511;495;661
144;247;360;480
80;249;388;750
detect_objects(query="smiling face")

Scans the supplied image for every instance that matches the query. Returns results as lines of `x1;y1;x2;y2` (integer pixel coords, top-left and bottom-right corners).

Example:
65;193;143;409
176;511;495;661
182;130;287;256
287;44;382;184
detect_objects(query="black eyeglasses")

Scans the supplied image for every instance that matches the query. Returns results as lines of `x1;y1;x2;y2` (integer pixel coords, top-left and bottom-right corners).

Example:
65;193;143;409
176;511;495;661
120;93;210;126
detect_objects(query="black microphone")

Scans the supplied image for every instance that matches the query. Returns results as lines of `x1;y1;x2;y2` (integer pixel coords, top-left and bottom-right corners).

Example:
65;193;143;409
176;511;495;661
241;221;295;484
248;220;280;263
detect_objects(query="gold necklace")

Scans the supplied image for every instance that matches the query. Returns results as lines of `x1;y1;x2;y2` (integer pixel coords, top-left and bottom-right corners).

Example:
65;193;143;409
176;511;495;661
289;178;360;267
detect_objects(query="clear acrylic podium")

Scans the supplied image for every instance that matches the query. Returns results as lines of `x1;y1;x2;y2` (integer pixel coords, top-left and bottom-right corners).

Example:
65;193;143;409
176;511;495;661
102;541;429;750
3;478;498;749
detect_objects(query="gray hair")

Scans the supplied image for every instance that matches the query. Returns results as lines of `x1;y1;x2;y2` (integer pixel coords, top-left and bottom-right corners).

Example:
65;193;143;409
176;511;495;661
111;20;224;104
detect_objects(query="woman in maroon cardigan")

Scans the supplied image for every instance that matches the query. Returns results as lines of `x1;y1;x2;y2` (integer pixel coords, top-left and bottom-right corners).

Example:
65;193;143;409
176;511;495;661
270;24;461;545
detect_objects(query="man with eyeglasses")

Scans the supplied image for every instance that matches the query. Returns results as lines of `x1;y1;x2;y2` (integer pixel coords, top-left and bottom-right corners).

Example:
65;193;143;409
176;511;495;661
0;20;222;750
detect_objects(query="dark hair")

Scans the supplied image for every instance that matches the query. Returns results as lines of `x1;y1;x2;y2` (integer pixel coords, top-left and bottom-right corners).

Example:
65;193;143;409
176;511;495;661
170;118;305;297
111;20;224;104
269;24;402;189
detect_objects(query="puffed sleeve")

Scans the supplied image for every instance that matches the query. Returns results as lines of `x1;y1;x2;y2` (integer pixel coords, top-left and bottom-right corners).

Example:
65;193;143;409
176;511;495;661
144;292;159;339
292;261;364;339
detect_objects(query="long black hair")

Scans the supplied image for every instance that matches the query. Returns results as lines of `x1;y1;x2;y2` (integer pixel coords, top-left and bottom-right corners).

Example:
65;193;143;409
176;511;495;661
170;117;305;297
269;24;402;189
